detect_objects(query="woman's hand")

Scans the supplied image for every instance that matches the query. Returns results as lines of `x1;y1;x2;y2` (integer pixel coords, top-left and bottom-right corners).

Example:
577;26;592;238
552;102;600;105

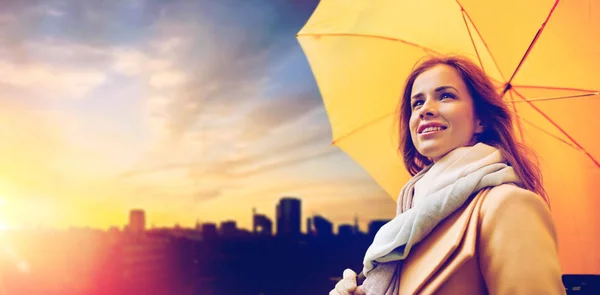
329;269;366;295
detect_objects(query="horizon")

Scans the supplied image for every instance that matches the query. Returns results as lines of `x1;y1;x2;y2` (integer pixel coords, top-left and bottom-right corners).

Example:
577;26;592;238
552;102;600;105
0;196;393;234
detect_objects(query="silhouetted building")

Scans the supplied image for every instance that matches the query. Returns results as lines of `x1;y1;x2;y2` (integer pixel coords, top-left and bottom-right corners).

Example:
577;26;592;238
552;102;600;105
202;223;218;240
311;215;333;237
307;217;314;236
253;208;273;236
220;220;237;238
368;220;390;236
338;224;354;237
276;197;301;237
236;228;253;238
129;209;146;234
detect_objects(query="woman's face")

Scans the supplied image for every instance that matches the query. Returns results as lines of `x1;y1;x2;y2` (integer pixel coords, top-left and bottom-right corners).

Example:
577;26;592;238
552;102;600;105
408;64;483;162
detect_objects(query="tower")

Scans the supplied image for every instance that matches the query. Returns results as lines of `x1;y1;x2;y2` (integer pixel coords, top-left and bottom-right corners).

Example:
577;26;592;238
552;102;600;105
129;209;145;234
276;197;301;237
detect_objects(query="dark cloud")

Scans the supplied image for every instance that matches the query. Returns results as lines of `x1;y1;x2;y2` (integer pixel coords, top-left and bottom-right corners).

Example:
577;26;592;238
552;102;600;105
2;0;323;144
161;47;271;140
145;0;320;142
0;0;320;47
0;0;162;47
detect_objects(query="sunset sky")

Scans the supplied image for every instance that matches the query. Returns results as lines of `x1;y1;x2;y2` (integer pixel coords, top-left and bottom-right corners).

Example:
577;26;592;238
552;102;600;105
0;0;396;231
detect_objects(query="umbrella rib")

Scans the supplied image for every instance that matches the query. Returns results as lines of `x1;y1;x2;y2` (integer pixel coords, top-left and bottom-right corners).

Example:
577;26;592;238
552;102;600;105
455;0;506;82
331;111;395;145
512;85;600;94
460;9;483;71
503;0;561;94
509;91;525;142
508;92;600;103
517;116;580;151
512;89;600;168
296;33;443;56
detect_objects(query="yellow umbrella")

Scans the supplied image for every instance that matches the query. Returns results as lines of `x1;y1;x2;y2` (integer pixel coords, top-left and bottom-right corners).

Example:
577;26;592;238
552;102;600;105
297;0;599;274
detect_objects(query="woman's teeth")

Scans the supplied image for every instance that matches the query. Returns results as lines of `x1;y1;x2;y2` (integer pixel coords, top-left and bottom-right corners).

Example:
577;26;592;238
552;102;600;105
422;126;444;133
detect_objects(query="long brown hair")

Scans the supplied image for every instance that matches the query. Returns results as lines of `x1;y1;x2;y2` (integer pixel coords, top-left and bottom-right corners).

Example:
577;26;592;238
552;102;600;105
396;55;548;201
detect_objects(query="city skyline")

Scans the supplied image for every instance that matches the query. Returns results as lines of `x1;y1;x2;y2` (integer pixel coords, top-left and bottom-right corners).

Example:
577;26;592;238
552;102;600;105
0;192;392;236
0;0;397;231
115;196;390;235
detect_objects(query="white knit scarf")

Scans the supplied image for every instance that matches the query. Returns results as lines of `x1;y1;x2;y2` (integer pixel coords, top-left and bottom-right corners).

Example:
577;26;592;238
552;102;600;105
361;143;520;295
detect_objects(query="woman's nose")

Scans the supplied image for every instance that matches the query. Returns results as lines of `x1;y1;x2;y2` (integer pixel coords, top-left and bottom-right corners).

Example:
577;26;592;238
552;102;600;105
419;100;439;119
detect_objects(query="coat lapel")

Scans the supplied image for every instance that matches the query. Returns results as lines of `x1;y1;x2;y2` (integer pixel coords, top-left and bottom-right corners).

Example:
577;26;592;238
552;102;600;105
398;188;490;295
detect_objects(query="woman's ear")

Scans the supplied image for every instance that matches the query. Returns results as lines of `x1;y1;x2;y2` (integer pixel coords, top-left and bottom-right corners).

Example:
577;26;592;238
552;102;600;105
475;119;484;134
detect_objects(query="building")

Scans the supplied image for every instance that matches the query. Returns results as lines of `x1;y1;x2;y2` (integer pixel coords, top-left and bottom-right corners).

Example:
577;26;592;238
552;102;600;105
201;223;218;240
311;215;333;237
253;208;273;236
306;217;314;236
276;197;301;237
338;224;354;237
129;209;146;234
220;220;237;238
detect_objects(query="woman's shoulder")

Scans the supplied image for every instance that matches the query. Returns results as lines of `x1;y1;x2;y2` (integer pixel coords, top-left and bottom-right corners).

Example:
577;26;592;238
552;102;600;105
474;187;564;294
478;183;557;240
481;184;548;215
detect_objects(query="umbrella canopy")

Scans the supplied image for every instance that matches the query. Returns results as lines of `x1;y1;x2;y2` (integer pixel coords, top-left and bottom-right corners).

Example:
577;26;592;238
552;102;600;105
297;0;599;274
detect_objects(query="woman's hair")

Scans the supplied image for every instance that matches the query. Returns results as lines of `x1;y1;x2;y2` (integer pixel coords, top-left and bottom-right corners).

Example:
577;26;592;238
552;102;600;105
396;55;547;201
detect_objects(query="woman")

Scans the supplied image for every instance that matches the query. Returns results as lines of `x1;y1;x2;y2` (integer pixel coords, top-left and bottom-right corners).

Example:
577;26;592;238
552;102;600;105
330;55;565;295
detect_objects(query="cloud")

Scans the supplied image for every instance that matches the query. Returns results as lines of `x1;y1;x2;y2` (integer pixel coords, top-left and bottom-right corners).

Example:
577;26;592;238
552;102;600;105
149;70;187;88
32;4;65;18
153;37;184;54
2;0;163;46
155;46;272;141
111;48;172;76
116;147;337;184
118;108;333;181
194;188;223;202
241;90;323;140
234;147;338;178
136;0;322;143
2;0;323;144
0;60;106;100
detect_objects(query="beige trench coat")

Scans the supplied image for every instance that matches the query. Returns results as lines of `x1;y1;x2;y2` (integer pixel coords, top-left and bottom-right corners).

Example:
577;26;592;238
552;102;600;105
398;184;566;295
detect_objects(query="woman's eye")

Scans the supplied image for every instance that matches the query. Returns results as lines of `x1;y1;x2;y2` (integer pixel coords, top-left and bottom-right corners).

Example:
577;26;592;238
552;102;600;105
412;100;424;108
440;92;455;100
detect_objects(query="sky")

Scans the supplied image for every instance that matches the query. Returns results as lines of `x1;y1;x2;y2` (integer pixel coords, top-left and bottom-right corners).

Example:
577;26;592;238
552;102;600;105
0;0;397;232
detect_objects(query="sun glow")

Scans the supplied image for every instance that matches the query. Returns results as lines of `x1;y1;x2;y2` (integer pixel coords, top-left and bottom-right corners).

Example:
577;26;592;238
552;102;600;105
0;222;10;231
0;196;10;231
